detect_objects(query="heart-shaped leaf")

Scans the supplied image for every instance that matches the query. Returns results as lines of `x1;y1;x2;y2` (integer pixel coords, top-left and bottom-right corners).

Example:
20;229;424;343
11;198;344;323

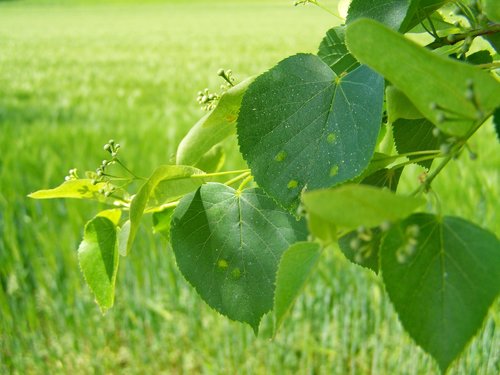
318;26;359;75
170;183;308;331
237;54;384;211
381;213;500;372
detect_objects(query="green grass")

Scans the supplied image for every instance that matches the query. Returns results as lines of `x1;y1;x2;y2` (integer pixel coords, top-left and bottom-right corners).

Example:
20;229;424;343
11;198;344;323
0;1;499;374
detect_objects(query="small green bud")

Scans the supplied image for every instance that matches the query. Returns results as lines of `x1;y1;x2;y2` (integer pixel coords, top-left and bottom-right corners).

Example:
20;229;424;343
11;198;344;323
91;179;97;185
466;79;474;90
432;127;440;138
104;144;111;152
436;112;445;124
447;34;457;43
429;102;438;111
440;143;450;155
217;68;225;76
108;139;115;145
465;89;474;101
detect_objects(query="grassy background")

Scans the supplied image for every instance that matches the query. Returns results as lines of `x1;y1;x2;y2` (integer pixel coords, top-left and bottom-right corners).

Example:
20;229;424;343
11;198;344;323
1;0;499;373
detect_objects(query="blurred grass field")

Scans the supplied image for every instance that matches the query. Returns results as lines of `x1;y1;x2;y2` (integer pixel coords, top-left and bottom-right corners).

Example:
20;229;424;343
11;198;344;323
0;0;499;374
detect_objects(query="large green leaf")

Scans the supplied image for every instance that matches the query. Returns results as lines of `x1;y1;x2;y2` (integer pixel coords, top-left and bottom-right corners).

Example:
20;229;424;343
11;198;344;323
317;26;359;76
170;183;308;331
77;209;121;313
274;242;321;333
381;213;500;372
346;19;500;137
126;165;204;254
393;118;441;169
28;179;107;201
237;54;384;211
302;184;424;230
346;0;412;30
484;0;500;22
176;77;254;167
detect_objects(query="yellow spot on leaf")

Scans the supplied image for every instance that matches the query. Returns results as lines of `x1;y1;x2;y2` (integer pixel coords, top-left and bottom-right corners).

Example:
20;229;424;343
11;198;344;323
217;259;229;269
287;180;298;189
274;150;287;162
330;165;339;177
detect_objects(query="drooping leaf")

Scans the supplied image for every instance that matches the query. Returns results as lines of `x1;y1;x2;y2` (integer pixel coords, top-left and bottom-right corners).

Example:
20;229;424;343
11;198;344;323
170;183;308;331
393;118;441;169
127;165;204;255
346;0;412;30
381;213;500;372
274;242;321;333
176;77;254;166
317;26;359;75
339;227;382;272
346;19;500;137
237;54;384;211
77;209;121;313
152;206;175;241
302;184;424;230
484;0;500;23
386;86;422;124
28;179;108;201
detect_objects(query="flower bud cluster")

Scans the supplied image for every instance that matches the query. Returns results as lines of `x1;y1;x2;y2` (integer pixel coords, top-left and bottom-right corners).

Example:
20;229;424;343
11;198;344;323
64;168;79;181
396;224;420;264
196;88;220;111
349;226;375;263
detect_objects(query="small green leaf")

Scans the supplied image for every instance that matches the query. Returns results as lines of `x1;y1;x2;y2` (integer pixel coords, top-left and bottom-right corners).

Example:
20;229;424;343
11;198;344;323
176;77;254;166
274;242;321;333
346;0;412;30
399;0;449;33
484;0;500;22
346;19;500;137
152;206;175;241
493;107;500;142
361;167;403;191
307;212;337;246
386;86;422;124
237;54;384;211
317;26;359;76
170;183;308;331
117;220;130;257
127;165;204;255
302;184;424;230
339;227;382;273
466;50;493;66
78;209;121;313
28;179;107;201
381;213;500;372
393;118;441;169
193;144;225;173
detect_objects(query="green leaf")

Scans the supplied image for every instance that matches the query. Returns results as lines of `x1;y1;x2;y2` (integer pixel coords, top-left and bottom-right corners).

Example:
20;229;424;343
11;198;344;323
399;0;449;33
193;144;225;173
386;86;422;124
393;118;441;169
494;107;500;142
77;209;121;313
170;183;308;331
274;242;321;333
307;213;337;246
176;77;254;166
381;213;500;372
361;167;403;191
28;179;107;201
152;206;175;241
127;165;204;255
339;227;382;273
484;0;500;22
346;0;412;30
237;54;384;211
302;184;424;230
466;50;493;66
117;220;130;257
317;26;359;76
346;19;500;137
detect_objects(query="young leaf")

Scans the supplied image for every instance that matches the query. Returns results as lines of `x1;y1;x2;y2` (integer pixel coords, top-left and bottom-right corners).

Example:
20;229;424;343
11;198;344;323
338;227;382;273
28;179;108;201
386;86;422;124
127;165;204;255
176;77;254;166
274;242;321;334
381;213;500;373
302;184;424;230
317;26;359;76
77;209;121;313
237;54;384;211
392;118;441;169
170;183;308;332
346;0;412;30
346;19;500;137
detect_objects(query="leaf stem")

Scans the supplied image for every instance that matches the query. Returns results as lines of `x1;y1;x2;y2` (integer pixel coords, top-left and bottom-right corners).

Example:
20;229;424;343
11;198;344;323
225;172;251;186
144;200;179;214
191;169;251;179
237;175;254;192
114;158;146;180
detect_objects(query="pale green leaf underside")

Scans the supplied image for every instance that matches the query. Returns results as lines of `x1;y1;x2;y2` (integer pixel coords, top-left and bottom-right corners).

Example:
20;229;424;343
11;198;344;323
274;242;321;334
176;77;254;167
127;165;204;254
386;86;422;124
317;26;359;76
170;183;308;331
78;213;120;313
346;19;500;137
381;213;500;372
28;179;107;201
302;184;424;230
237;54;384;211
